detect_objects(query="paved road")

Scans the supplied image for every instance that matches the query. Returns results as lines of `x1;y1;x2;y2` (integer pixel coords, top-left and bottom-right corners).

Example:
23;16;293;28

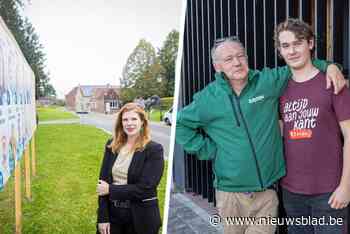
167;193;222;234
79;112;172;159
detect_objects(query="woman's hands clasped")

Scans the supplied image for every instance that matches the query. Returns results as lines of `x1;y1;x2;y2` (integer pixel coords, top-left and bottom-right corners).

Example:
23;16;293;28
97;180;110;196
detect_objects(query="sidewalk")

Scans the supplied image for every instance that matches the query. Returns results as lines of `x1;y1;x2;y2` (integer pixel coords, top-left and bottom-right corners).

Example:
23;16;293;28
38;112;166;126
38;119;80;124
167;192;223;234
81;111;168;127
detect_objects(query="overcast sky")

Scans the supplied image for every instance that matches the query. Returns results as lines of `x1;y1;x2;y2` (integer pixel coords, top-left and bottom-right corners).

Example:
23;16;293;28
23;0;183;98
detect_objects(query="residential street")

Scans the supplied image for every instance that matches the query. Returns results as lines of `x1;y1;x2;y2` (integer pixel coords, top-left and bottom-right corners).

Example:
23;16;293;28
79;112;172;159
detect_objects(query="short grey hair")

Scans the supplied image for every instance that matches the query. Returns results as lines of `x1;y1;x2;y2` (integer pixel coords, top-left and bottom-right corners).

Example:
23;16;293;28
211;37;245;63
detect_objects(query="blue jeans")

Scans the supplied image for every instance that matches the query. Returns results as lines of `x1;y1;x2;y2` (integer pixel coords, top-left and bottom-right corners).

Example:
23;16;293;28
282;188;348;234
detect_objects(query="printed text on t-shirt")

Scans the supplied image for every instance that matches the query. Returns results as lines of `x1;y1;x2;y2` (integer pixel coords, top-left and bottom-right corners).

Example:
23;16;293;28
282;98;319;139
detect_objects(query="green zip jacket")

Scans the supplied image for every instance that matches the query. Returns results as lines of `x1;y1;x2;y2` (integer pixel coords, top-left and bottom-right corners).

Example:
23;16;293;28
176;60;330;192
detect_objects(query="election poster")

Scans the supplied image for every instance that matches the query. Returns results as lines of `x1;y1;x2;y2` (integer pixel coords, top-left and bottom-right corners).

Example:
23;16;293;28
0;17;36;190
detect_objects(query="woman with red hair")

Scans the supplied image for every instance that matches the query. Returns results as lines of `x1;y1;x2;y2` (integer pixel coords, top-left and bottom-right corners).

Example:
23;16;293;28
96;103;164;234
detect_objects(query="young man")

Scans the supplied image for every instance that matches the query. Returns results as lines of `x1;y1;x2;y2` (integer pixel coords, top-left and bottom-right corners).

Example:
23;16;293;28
276;18;350;234
176;36;345;233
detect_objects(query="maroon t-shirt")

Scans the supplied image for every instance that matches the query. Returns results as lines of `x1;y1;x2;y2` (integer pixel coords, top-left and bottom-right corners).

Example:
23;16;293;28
279;72;350;195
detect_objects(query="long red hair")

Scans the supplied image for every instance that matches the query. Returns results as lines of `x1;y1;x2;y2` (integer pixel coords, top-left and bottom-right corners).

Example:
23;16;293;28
109;103;151;153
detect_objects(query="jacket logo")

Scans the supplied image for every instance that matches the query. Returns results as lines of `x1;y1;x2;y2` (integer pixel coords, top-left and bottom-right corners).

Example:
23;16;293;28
248;95;265;104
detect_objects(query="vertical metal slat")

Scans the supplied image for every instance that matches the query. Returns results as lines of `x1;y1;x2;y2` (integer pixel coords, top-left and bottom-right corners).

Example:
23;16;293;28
244;0;247;47
263;0;267;68
220;0;223;37
274;0;278;66
299;0;303;19
253;0;257;69
236;0;239;37
228;0;231;35
314;0;318;58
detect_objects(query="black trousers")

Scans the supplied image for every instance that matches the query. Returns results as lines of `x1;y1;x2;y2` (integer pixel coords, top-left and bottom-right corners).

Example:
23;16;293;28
109;206;137;234
110;222;136;234
98;203;160;234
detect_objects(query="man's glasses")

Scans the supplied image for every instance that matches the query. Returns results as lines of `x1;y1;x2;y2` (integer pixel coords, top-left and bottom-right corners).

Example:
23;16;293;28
213;36;247;63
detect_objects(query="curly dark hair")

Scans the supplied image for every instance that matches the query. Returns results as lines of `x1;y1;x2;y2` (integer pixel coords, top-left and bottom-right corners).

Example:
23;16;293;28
274;18;315;54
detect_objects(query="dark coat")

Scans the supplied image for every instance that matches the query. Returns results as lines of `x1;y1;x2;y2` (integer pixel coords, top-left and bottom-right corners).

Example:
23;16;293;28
97;139;164;234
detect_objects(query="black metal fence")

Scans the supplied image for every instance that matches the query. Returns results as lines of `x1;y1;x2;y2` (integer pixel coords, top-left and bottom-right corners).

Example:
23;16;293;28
174;0;350;232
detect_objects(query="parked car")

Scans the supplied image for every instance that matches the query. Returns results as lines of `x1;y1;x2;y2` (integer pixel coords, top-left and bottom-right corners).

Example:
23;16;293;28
163;107;173;125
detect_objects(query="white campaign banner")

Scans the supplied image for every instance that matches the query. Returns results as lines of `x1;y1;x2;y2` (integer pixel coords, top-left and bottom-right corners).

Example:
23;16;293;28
0;17;36;190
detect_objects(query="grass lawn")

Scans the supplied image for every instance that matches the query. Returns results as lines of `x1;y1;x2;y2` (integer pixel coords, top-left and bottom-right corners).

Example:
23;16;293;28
37;106;78;121
149;109;164;122
0;124;168;233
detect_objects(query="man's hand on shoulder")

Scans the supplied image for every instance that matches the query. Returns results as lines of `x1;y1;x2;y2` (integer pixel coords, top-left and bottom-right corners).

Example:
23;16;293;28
326;64;346;94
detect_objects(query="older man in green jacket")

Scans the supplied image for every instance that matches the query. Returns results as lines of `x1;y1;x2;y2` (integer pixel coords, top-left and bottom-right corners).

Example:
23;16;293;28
175;37;345;234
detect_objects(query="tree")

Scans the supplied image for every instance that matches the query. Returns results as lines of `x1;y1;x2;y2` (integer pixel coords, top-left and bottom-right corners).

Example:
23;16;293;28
0;0;56;99
157;30;179;97
133;62;165;98
120;39;157;102
119;31;179;102
44;83;56;97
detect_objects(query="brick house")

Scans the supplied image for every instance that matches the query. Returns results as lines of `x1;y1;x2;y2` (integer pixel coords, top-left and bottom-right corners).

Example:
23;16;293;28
65;84;121;113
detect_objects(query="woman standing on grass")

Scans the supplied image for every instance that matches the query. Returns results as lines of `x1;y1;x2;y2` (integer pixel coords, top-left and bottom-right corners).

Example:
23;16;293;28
96;102;164;234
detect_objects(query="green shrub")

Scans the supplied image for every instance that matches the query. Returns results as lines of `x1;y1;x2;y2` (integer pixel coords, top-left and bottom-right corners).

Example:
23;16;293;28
159;97;173;110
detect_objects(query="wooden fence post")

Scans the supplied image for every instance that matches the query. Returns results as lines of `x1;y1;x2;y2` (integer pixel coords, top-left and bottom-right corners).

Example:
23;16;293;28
31;136;36;177
14;161;21;234
24;146;31;200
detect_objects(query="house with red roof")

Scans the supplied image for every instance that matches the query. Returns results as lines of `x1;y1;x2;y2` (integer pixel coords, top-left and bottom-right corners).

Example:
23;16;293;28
65;84;121;113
